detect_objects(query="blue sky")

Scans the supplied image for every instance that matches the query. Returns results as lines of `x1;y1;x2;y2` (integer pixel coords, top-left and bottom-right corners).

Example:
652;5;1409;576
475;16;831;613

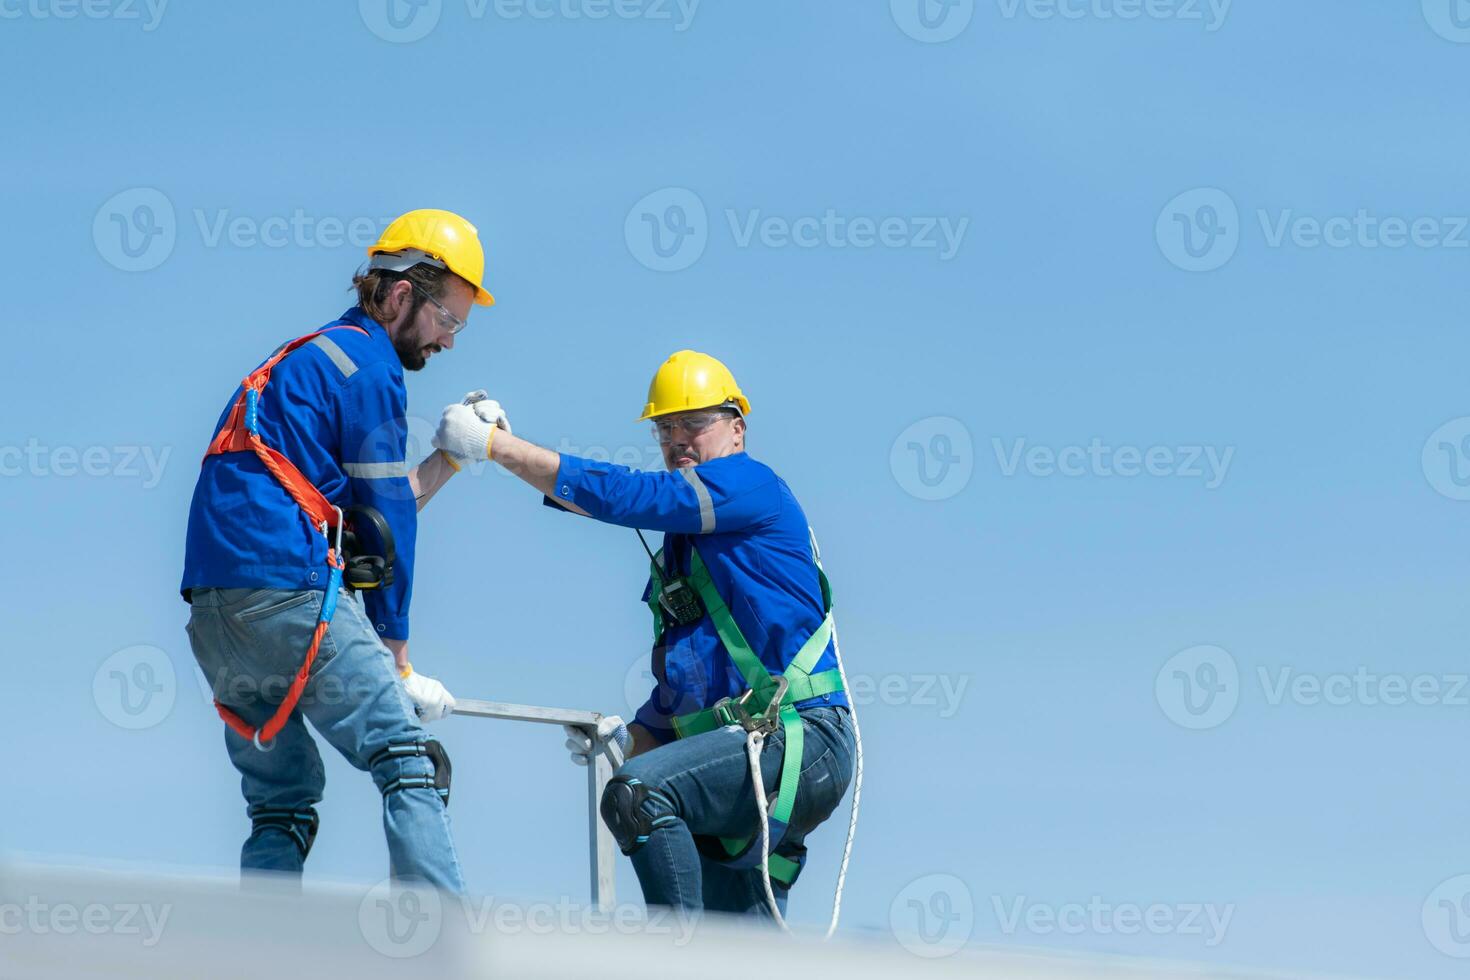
3;2;1469;976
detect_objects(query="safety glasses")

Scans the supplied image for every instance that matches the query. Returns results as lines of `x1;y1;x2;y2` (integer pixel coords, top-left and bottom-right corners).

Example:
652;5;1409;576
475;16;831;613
413;284;468;335
651;411;734;444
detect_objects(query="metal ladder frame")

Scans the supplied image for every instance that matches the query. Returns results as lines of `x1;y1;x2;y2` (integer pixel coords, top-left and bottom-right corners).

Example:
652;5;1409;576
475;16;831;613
452;698;621;911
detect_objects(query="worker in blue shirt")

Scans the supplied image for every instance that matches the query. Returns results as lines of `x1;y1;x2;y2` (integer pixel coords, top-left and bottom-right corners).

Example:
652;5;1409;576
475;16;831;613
433;351;860;926
181;209;494;893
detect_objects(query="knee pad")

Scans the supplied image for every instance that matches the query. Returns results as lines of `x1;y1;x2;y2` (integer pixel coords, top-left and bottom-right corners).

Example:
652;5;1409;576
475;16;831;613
600;774;677;856
369;737;452;806
250;806;320;860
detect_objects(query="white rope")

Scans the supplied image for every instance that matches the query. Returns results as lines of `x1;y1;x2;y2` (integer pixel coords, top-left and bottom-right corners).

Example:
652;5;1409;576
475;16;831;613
745;526;863;937
746;729;791;932
746;603;863;938
746;631;863;938
821;618;861;940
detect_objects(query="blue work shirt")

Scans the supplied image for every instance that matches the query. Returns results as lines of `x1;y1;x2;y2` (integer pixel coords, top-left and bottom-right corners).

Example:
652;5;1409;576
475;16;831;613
548;451;848;743
181;307;417;640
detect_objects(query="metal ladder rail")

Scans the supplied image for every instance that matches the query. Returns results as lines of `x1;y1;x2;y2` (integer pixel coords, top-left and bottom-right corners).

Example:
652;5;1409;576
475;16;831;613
451;698;621;911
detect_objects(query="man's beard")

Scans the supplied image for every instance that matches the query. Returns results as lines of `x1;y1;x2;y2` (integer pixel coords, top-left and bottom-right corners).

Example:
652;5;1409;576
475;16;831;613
393;317;440;372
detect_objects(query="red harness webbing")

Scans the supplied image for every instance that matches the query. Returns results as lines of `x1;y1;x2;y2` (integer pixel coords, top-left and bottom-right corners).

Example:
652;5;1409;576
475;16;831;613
202;325;367;748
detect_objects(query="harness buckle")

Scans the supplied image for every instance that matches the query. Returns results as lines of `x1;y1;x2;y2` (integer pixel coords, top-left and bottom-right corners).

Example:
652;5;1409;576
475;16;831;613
710;699;740;728
713;676;789;735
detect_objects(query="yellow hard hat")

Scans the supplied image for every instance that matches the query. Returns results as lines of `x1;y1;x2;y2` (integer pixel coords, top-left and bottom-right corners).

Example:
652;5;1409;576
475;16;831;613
367;208;495;306
638;350;751;421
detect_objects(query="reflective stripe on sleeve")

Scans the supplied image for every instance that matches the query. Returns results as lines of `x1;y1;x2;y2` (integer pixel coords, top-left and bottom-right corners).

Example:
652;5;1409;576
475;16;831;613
679;467;716;533
344;461;408;479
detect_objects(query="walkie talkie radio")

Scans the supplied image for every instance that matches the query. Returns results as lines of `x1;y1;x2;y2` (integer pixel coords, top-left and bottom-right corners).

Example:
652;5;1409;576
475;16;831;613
637;529;705;626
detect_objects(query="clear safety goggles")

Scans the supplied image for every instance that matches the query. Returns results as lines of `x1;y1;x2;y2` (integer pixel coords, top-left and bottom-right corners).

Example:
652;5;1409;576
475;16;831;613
368;248;468;335
413;284;468;335
651;410;736;444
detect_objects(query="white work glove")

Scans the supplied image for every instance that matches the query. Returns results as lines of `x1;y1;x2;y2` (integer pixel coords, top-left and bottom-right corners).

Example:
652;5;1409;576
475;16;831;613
433;403;496;465
401;668;456;723
563;715;632;767
462;389;512;435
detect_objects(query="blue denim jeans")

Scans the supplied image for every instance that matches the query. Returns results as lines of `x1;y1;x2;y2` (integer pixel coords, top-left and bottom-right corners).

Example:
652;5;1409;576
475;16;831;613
615;706;855;920
185;587;464;893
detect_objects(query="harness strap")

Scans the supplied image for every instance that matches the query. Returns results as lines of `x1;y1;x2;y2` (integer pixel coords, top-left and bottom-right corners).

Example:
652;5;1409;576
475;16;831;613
668;550;840;739
771;703;803;829
658;539;843;881
205;325;365;748
203;327;366;530
706;701;806;887
784;665;845;704
213;563;343;747
689;549;776;696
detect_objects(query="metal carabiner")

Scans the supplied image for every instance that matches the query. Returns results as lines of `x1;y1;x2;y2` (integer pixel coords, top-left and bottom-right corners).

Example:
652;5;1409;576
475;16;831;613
728;676;789;735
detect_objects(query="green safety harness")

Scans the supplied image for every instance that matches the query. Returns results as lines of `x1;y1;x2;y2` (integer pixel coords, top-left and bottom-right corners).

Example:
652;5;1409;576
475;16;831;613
645;539;845;887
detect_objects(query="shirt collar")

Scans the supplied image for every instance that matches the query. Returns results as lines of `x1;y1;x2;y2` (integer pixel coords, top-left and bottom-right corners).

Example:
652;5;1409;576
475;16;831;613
340;306;386;337
337;306;401;364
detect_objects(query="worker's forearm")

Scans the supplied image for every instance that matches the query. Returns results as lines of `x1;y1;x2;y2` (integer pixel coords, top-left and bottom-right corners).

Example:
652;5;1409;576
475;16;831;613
487;429;559;495
489;428;598;516
383;638;410;673
625;722;658;760
479;428;590;514
410;450;459;511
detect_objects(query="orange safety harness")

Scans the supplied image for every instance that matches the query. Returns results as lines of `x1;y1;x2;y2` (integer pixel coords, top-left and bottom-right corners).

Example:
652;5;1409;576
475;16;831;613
201;325;368;750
